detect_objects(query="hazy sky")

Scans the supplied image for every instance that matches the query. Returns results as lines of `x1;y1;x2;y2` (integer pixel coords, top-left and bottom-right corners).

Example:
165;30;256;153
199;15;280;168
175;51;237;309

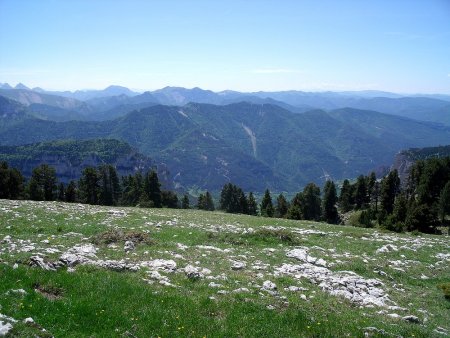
1;0;449;93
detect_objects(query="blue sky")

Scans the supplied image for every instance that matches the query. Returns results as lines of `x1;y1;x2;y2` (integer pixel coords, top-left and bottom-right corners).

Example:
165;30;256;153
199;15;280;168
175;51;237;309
0;0;449;93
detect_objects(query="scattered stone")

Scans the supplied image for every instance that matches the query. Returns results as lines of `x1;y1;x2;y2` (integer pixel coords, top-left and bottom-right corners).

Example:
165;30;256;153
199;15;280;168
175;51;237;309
231;261;246;270
12;263;18;269
208;282;223;288
232;287;250;293
262;280;277;291
387;313;401;319
29;256;57;271
276;261;393;308
141;259;177;272
376;244;398;254
286;248;328;267
284;286;308;292
124;240;135;252
266;305;275;310
59;244;97;267
402;315;420;323
6;289;27;295
0;321;14;336
434;327;448;335
300;294;307;300
23;317;34;324
183;265;203;280
363;326;388;337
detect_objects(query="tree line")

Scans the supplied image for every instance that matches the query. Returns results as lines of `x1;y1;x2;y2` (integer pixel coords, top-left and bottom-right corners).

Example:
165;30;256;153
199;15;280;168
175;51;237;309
0;163;185;209
217;157;450;234
1;156;449;233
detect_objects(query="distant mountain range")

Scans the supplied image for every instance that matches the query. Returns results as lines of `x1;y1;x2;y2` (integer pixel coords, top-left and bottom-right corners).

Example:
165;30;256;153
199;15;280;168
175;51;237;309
1;88;449;192
0;83;449;125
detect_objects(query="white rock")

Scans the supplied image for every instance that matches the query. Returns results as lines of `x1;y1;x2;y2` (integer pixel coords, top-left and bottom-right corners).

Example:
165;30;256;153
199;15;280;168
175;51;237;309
376;244;398;254
23;317;34;323
232;287;250;293
262;280;277;291
141;259;177;272
183;265;203;279
387;313;401;319
124;241;135;252
231;261;246;270
208;282;223;288
0;321;14;336
29;256;56;271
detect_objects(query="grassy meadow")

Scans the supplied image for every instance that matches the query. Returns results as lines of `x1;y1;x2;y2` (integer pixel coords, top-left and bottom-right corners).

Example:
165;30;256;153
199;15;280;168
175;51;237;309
0;199;449;337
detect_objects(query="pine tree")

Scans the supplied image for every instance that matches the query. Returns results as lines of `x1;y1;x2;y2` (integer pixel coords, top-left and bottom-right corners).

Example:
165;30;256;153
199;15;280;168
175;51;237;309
301;183;321;221
322;181;338;224
57;182;65;201
353;175;367;209
181;194;190;209
79;167;99;204
143;170;162;207
367;172;376;204
438;181;450;223
380;170;400;215
65;181;77;202
275;194;289;218
247;192;257;215
197;193;205;210
204;191;215;211
220;183;232;211
0;162;24;199
238;188;248;214
260;189;274;217
161;190;179;208
28;164;57;201
339;179;353;212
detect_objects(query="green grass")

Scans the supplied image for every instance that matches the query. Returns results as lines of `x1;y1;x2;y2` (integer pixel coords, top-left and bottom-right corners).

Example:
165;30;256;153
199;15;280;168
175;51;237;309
1;199;449;337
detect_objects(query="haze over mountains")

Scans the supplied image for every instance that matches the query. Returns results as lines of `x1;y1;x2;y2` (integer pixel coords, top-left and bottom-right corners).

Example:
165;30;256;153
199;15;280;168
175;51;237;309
1;83;449;192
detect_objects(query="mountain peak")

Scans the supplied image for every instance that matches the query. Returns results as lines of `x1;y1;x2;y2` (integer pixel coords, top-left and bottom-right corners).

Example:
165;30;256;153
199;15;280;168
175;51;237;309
0;83;13;90
15;83;30;90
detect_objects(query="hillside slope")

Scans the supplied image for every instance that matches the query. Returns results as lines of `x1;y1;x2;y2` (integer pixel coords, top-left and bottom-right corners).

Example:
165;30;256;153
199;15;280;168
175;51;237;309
0;139;172;186
0;103;449;191
0;200;448;337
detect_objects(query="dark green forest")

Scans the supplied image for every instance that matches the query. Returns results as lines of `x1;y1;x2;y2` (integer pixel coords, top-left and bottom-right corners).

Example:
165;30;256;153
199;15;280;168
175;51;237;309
1;155;449;234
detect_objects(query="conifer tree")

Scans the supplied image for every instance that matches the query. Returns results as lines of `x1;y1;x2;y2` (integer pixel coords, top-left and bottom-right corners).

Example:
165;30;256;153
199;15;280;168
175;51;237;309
301;183;321;221
143;170;162;207
65;181;77;202
181;194;190;209
438;181;450;223
287;192;303;220
247;192;258;216
161;190;179;208
339;179;353;212
79;167;99;204
204;191;215;211
367;172;376;204
322;180;338;224
276;194;289;218
260;189;274;217
28;164;57;201
353;175;367;210
380;170;400;215
0;162;24;199
57;182;65;201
